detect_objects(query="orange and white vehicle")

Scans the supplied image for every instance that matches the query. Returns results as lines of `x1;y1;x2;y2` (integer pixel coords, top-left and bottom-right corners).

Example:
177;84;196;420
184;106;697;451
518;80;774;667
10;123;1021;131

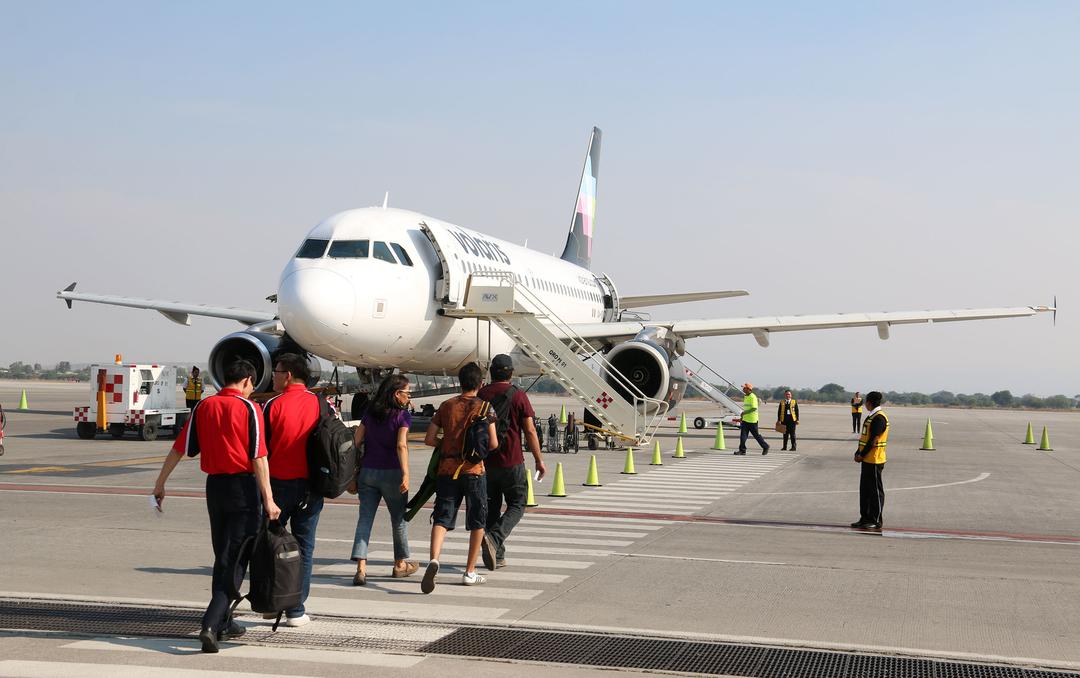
74;361;190;441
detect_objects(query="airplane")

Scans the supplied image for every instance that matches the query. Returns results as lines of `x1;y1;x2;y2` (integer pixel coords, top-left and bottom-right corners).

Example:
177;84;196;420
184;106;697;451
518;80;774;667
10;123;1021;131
58;127;1053;424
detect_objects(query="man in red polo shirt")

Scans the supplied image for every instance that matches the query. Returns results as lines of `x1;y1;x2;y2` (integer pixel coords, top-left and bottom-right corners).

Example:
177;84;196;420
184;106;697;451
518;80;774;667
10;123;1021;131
153;359;280;653
261;352;323;627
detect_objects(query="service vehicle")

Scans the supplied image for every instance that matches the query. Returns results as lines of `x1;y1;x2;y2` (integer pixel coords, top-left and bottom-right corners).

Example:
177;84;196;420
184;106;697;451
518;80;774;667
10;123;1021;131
74;363;189;441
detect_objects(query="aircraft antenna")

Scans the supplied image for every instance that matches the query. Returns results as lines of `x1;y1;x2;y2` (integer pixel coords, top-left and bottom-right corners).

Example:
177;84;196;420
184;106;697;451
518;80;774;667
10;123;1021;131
382;192;389;209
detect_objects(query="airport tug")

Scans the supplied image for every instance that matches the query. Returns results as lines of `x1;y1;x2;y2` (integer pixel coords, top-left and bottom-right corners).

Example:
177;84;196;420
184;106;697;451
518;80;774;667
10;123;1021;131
73;356;190;441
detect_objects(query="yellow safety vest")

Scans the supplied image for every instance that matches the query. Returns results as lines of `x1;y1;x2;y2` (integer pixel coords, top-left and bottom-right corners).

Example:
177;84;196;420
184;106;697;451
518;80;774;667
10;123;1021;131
184;376;203;400
851;398;862;413
857;410;888;464
742;393;759;424
779;399;798;423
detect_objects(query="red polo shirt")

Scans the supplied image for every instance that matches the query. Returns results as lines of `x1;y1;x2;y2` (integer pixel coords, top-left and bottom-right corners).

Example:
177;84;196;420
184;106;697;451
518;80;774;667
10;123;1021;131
172;387;267;475
262;384;321;481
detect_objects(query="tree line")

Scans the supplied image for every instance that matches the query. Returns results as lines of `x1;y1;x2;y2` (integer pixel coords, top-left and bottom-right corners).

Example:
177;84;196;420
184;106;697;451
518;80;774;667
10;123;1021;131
729;382;1079;410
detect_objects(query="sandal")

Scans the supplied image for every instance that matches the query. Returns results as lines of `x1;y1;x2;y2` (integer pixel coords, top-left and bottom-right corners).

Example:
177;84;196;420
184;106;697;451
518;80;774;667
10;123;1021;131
392;561;419;578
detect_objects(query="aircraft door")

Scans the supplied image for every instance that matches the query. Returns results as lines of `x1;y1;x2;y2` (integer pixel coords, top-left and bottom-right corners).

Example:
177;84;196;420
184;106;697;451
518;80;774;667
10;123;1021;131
420;221;465;306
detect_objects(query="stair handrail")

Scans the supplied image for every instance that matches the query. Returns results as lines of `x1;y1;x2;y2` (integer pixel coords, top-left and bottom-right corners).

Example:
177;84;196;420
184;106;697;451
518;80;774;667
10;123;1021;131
467;271;669;443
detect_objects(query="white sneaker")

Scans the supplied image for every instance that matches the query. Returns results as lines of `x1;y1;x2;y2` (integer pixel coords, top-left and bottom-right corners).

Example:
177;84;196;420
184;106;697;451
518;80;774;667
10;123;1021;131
284;614;311;627
462;571;487;586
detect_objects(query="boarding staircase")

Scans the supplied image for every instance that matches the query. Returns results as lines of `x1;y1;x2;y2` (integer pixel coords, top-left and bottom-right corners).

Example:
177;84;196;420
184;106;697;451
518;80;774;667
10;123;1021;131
682;351;745;421
443;273;669;445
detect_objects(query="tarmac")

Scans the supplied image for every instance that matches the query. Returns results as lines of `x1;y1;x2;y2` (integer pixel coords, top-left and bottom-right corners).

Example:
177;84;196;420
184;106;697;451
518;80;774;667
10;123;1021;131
1;380;1078;677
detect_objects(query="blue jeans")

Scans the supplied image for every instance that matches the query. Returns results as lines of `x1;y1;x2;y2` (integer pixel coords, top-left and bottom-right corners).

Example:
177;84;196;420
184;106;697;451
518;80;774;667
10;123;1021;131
270;478;323;618
351;467;410;561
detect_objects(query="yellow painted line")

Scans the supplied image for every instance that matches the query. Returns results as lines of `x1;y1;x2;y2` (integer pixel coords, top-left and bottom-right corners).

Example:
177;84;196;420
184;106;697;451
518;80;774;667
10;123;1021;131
3;466;78;474
83;455;168;468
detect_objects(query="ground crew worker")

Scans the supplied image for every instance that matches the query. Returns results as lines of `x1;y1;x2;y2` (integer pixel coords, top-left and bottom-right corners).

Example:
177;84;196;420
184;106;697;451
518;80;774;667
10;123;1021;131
261;352;323;627
478;354;546;571
184;366;204;409
777;390;799;451
152;359;280;653
735;382;769;455
850;392;863;433
851;391;888;530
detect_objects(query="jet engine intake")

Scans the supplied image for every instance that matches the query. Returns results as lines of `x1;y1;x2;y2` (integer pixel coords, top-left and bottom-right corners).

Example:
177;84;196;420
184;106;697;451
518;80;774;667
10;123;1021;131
207;331;321;392
603;338;687;412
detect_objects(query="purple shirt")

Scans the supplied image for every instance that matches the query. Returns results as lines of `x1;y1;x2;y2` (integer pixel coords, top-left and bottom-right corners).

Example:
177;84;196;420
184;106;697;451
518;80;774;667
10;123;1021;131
360;408;411;469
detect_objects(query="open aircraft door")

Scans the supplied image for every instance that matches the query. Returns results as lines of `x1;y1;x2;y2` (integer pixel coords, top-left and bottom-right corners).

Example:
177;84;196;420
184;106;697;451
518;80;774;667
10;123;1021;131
420;221;466;307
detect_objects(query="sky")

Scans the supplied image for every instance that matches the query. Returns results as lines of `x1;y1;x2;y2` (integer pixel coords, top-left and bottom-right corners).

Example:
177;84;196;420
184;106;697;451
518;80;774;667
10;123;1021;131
1;2;1077;396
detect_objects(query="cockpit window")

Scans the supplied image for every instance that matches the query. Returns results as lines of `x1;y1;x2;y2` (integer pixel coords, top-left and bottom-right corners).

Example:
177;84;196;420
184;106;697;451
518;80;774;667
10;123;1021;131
328;240;369;258
390;243;414;266
372;241;396;264
296;238;329;258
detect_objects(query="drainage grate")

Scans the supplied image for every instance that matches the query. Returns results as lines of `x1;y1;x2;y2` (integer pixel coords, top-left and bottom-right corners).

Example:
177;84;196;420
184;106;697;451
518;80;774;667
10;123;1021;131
2;598;1077;678
419;627;1080;678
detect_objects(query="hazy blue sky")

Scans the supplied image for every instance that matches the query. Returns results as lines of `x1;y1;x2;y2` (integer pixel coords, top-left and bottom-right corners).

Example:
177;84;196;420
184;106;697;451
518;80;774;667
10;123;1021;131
1;2;1076;396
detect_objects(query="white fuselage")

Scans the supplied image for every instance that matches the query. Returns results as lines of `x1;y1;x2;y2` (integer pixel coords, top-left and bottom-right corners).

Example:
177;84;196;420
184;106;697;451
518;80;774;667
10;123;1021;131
276;207;608;373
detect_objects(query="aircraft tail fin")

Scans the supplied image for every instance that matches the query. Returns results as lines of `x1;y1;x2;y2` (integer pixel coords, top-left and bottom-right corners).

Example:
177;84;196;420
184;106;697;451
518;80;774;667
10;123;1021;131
560;127;600;269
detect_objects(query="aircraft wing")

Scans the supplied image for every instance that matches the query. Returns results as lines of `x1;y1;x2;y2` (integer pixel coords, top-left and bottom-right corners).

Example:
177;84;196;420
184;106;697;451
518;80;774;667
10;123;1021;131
569;305;1054;347
56;283;276;327
620;290;749;308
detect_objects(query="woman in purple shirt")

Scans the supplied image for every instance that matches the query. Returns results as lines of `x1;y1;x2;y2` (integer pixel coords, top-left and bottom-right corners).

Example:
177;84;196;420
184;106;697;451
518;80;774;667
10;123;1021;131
350;374;417;585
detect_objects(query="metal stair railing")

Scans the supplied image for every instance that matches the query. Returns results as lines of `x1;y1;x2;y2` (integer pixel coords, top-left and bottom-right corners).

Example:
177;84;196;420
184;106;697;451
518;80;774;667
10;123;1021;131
683;349;745;418
451;272;669;444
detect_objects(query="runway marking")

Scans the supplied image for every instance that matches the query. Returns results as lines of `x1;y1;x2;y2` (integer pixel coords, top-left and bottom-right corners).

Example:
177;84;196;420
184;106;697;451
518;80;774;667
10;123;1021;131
0;661;323;678
1;466;78;474
736;472;992;495
617;553;789;566
303;596;508;621
310;579;541;600
83;455;168;468
61;638;424;667
362;550;595;569
316;562;570;584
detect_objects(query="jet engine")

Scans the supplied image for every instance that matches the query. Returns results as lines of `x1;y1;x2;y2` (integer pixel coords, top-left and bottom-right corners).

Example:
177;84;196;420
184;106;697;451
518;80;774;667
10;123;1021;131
207;331;321;392
602;330;687;413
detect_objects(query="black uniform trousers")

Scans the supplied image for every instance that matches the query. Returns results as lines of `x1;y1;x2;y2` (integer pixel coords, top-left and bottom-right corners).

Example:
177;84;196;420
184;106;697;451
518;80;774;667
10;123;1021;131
852;412;862;433
858;462;885;525
203;473;262;632
738;422;769;452
782;418;797;450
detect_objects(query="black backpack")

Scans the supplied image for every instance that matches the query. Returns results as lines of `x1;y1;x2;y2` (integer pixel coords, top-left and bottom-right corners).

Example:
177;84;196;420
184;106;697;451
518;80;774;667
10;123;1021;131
230;519;303;631
307;398;359;499
487;385;519;452
461;400;494;464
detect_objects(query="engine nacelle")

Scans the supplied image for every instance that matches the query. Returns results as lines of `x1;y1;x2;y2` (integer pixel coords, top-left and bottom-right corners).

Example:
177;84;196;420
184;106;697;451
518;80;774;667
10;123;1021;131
207;331;321;392
603;338;687;412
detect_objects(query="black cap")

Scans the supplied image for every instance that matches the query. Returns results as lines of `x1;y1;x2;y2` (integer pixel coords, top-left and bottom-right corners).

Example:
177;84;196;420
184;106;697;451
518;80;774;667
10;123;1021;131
491;354;514;372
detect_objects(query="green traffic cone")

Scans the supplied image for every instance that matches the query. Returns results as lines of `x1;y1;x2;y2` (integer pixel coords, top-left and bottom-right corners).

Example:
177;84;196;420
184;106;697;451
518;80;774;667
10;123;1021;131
559;404;567;425
1022;423;1035;445
18;389;28;410
919;418;935;451
1038;426;1053;451
549;462;567;497
621;447;637;474
583;455;602;486
712;425;726;450
650;440;663;466
673;437;685;458
526;471;539;507
678;413;688;434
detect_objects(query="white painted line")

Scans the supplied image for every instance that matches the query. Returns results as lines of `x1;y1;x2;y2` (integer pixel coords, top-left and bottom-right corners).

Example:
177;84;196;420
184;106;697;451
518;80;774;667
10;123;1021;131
517;518;663;531
524;514;666;527
547;504;688;515
0;661;322;678
362;551;595;569
405;540;614;557
542;498;704;510
615;553;789;566
444;533;634;547
509;525;650;538
305;596;508;621
315;563;569;583
736;473;993;495
61;638;424;667
310;579;541;600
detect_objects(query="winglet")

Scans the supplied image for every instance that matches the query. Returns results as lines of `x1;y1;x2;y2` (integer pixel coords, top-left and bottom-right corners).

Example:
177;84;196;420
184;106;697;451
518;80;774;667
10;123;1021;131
60;282;77;309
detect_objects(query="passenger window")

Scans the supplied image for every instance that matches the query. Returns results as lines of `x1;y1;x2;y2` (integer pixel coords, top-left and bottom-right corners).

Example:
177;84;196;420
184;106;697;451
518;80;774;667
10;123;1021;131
391;243;414;266
373;242;396;263
296;238;329;258
328;240;369;258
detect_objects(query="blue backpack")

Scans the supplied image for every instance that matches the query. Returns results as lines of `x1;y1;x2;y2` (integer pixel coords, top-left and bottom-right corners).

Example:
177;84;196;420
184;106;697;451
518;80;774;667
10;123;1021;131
462;400;493;465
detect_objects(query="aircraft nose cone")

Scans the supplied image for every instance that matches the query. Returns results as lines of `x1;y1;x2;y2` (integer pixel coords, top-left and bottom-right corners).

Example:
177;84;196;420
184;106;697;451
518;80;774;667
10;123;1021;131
278;268;355;348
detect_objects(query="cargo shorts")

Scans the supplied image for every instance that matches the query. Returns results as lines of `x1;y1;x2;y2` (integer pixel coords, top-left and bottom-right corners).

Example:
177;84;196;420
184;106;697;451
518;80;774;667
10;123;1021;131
433;474;487;531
